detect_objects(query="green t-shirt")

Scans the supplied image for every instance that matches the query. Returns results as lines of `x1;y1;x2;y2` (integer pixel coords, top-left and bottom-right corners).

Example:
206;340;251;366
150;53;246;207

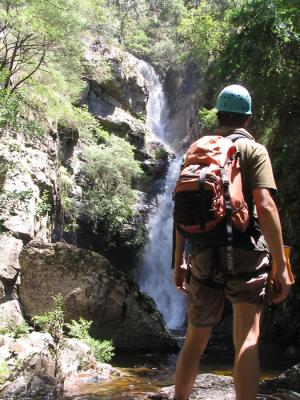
219;128;277;197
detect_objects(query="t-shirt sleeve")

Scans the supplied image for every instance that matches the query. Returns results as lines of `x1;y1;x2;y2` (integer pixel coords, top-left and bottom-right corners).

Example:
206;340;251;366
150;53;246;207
247;144;277;192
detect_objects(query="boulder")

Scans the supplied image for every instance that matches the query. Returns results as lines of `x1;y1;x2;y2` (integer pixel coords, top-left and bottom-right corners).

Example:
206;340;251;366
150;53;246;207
260;363;300;393
0;333;61;400
89;104;147;149
0;331;119;399
0;300;24;329
19;241;178;352
0;234;23;302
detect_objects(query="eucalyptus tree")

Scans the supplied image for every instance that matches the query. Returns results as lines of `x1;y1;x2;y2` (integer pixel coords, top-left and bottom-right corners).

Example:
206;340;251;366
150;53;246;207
0;0;88;92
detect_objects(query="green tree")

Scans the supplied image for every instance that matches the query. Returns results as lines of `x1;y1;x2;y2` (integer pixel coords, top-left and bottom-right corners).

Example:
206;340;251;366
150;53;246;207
214;0;300;131
177;0;230;69
103;0;187;70
0;0;86;92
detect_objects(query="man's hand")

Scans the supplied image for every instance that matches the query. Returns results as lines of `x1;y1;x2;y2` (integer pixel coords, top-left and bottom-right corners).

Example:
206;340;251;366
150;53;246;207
174;260;188;294
173;227;188;293
253;188;293;304
272;264;293;304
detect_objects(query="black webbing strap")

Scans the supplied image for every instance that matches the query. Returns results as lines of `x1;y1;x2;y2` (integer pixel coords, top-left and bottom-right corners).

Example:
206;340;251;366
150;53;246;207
220;166;234;273
189;262;271;289
228;264;271;280
199;172;206;231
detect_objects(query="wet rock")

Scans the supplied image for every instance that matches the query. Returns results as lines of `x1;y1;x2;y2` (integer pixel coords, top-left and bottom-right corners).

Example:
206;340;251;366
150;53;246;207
260;363;300;393
148;374;235;400
148;372;300;400
58;338;96;376
63;363;121;398
19;241;178;352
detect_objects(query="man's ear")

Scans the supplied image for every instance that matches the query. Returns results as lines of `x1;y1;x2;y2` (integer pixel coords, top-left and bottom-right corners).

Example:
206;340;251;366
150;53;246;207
245;116;252;128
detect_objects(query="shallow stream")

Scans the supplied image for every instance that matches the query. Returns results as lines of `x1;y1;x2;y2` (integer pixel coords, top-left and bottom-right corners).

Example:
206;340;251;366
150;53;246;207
63;331;295;400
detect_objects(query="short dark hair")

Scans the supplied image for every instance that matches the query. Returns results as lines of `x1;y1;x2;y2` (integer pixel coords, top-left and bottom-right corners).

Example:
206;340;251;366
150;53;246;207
217;111;250;128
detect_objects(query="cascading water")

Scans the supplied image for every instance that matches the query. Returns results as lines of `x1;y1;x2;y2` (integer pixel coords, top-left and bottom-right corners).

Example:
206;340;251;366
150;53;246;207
137;60;186;329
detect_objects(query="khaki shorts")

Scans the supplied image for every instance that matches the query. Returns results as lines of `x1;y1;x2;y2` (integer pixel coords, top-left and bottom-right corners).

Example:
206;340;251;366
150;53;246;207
187;246;270;327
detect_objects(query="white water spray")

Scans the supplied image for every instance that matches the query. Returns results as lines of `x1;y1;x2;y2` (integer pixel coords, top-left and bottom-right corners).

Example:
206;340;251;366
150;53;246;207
137;61;186;329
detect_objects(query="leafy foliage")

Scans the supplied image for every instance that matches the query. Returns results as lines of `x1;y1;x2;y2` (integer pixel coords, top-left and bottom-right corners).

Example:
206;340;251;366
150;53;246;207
33;294;64;344
104;0;188;71
0;0;87;92
81;134;142;243
66;318;115;363
0;319;32;338
198;108;218;131
36;189;51;217
213;0;300;132
33;296;114;363
177;0;230;68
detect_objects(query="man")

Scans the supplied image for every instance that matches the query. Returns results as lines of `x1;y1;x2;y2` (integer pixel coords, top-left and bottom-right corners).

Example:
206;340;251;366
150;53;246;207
173;84;293;400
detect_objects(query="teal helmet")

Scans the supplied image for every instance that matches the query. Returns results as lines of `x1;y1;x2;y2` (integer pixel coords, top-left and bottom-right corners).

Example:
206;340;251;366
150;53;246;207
216;84;252;115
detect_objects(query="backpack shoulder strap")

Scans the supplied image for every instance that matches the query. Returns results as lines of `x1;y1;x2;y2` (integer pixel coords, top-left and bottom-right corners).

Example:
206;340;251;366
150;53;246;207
227;128;255;143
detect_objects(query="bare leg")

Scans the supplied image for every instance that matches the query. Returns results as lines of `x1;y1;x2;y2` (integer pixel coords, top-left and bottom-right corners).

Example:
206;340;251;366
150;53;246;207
174;324;212;400
233;302;261;400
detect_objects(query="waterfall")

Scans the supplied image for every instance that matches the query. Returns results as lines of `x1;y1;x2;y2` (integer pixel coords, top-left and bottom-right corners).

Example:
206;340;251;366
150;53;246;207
137;61;169;142
137;61;187;329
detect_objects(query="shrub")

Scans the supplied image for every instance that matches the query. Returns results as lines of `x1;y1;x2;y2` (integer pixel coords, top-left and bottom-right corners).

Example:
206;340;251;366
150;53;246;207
36;189;51;217
32;294;64;344
66;318;115;363
0;320;32;339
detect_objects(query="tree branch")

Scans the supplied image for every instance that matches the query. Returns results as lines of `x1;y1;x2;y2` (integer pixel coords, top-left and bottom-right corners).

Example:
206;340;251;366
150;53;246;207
11;48;46;92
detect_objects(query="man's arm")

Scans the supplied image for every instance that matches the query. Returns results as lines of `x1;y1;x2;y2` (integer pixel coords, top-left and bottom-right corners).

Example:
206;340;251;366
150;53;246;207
253;188;292;303
173;228;188;293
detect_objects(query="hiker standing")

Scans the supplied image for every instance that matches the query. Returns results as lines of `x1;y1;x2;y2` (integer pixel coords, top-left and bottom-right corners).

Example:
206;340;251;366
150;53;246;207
173;85;293;400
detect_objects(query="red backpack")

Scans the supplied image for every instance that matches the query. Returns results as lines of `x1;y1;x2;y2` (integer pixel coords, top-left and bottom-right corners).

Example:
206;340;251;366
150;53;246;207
173;131;253;272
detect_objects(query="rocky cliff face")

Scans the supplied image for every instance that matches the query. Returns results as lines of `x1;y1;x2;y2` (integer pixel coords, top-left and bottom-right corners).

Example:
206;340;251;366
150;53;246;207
164;62;202;152
83;40;149;153
0;41;179;354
